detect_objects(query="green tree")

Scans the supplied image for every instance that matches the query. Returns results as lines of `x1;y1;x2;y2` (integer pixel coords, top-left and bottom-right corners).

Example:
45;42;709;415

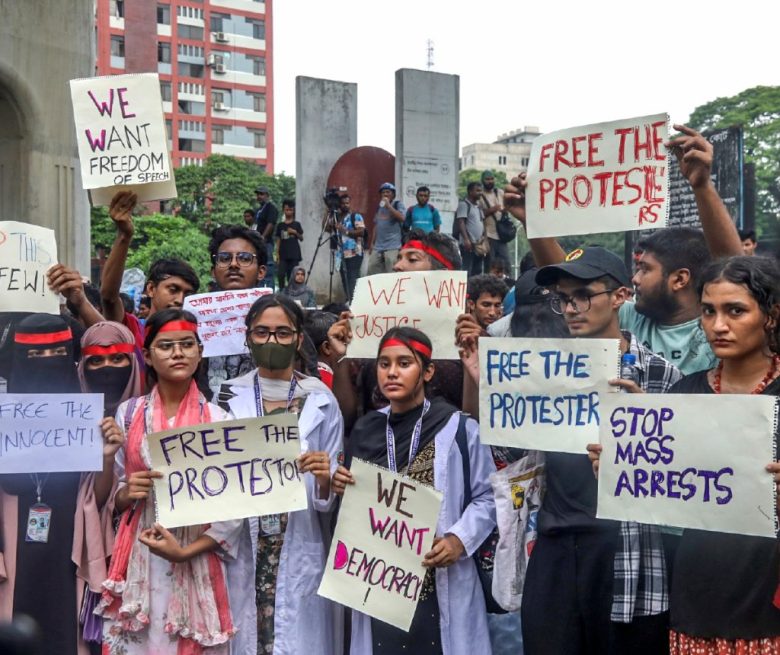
688;86;780;236
457;168;508;198
174;154;295;229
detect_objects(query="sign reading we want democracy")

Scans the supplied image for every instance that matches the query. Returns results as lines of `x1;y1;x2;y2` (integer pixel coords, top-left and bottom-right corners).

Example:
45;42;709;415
597;394;778;538
348;271;467;360
70;72;176;205
318;459;442;631
478;338;619;453
526;114;670;238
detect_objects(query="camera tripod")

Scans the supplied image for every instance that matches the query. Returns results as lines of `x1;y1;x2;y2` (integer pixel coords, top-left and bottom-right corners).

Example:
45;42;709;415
304;210;344;304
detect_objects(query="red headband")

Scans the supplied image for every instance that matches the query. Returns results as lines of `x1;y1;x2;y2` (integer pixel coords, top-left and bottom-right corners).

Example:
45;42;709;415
82;343;135;357
158;320;198;334
401;240;455;270
15;329;73;345
381;337;433;359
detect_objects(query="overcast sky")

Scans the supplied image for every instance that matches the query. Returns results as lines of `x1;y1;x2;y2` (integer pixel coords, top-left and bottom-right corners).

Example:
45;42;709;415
272;0;779;175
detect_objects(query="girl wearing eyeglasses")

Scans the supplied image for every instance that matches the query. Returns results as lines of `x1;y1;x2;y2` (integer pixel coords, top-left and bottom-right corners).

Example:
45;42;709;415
97;309;243;655
218;294;343;655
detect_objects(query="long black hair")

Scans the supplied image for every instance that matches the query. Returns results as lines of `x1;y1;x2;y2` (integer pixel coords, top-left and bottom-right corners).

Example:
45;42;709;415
698;255;780;354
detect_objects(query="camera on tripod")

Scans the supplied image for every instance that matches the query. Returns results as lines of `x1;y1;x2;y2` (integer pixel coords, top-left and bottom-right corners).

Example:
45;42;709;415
323;186;347;212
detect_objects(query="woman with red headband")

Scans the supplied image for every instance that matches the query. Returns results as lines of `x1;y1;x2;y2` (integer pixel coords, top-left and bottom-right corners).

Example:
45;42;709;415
332;326;496;655
97;309;242;654
0;313;123;655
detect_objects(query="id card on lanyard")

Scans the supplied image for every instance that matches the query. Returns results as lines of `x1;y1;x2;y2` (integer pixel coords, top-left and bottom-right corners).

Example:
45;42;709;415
26;474;51;543
386;399;430;473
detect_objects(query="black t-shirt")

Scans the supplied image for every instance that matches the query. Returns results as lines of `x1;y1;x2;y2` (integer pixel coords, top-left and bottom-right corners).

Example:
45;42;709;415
669;371;780;639
538;451;617;534
254;202;279;237
275;221;303;260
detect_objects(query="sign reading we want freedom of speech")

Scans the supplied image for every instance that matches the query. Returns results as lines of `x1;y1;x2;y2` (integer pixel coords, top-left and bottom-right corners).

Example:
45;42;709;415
526;114;670;238
70;72;176;205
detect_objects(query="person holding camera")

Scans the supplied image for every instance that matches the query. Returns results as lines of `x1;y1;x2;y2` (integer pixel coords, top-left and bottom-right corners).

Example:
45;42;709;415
367;182;406;275
331;194;365;303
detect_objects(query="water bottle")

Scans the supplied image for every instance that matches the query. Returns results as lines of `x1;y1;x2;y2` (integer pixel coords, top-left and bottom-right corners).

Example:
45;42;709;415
620;353;639;386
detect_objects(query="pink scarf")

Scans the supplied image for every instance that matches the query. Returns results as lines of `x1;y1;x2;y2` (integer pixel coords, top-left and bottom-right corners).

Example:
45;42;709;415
97;382;234;653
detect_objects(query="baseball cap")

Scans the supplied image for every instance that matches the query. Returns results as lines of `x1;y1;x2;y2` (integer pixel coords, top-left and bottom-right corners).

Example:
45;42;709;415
379;182;396;193
535;247;631;287
255;186;270;194
515;268;552;304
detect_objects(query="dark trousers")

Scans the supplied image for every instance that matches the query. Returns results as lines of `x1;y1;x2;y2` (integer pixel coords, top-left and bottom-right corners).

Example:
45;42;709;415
263;241;276;288
277;258;300;290
461;247;486;277
340;255;363;303
488;238;511;270
522;530;618;655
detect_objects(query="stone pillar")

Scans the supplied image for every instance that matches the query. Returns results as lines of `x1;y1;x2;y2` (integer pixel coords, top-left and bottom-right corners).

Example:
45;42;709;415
295;76;357;303
0;0;93;273
395;69;460;234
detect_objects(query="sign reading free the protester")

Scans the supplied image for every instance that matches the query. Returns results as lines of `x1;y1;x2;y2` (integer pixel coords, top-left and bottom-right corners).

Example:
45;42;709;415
526;114;670;238
318;458;442;631
478;338;619;453
148;414;307;529
0;394;104;473
69;72;177;204
597;394;778;538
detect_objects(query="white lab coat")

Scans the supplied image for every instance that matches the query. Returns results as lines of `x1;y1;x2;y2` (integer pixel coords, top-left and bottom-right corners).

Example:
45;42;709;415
223;370;342;655
350;411;496;655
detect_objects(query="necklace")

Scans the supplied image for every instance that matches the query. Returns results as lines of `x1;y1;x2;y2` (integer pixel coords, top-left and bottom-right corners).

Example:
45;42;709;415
712;355;780;394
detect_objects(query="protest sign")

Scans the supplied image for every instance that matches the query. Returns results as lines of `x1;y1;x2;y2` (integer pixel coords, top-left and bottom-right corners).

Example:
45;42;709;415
148;414;307;529
0;394;104;473
318;458;442;631
526;114;670;238
69;73;177;204
478;337;619;452
597;394;778;538
347;270;467;360
183;287;273;358
0;221;59;313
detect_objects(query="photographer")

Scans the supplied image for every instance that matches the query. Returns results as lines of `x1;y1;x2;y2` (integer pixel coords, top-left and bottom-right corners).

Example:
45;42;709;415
328;194;365;303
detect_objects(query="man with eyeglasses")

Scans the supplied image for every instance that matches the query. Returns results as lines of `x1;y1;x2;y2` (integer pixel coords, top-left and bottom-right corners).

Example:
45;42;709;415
517;247;682;655
205;225;269;398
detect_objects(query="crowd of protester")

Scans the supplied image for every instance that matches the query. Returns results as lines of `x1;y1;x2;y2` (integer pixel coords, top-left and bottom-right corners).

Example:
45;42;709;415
1;124;780;655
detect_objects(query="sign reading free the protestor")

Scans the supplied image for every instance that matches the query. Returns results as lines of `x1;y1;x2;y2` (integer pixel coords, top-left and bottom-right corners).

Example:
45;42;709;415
348;271;467;360
69;73;177;204
0;394;104;473
597;394;778;538
148;414;307;529
0;221;59;314
318;458;442;631
478;338;620;453
526;114;670;238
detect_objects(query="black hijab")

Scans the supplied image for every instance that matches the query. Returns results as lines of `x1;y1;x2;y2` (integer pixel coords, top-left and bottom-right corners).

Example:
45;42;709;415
8;313;80;394
348;396;458;469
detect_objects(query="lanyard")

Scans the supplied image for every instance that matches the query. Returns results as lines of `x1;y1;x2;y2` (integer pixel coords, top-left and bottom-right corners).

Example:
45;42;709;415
254;374;298;417
386;399;430;473
29;473;50;503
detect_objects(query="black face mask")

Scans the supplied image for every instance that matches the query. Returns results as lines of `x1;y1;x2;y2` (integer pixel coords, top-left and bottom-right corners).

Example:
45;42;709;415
10;355;80;394
84;365;132;406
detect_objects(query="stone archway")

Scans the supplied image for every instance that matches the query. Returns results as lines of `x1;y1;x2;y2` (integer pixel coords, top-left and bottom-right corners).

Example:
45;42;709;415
0;80;26;222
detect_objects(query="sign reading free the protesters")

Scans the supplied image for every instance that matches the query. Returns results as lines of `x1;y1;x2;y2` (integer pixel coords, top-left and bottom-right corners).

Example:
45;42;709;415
183;287;273;358
348;270;467;360
318;458;442;631
148;414;307;529
478;338;619;453
597;394;778;538
69;73;177;205
526;114;670;238
0;394;104;473
0;221;59;314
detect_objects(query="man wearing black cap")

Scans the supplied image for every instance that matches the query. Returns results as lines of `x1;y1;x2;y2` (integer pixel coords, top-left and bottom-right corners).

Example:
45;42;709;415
249;186;279;287
519;247;682;655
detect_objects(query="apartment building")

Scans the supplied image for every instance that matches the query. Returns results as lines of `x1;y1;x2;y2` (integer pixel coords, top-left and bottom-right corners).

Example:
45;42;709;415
95;0;273;170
